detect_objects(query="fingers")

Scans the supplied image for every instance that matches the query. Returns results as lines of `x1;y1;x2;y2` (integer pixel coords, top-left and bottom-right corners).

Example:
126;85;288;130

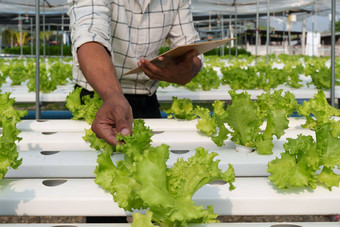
92;121;119;146
91;96;133;146
138;57;166;80
185;49;197;59
115;115;132;137
137;50;197;83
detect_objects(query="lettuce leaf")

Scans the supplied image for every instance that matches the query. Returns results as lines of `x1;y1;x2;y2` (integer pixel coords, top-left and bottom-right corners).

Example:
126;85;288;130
184;67;221;91
195;106;216;136
66;86;103;124
267;123;340;190
132;211;154;227
256;90;298;154
226;90;262;148
267;135;319;189
0;93;27;179
195;100;230;147
297;90;340;129
165;97;197;120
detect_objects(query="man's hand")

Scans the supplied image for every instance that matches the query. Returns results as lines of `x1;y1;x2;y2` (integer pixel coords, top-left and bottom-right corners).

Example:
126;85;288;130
91;92;133;146
77;42;133;146
137;50;202;85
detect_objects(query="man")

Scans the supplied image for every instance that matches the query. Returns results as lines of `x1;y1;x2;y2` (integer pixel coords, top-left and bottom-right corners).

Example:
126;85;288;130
68;0;203;146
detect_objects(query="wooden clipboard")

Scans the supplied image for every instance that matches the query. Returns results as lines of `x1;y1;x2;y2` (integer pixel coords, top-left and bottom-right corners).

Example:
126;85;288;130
123;37;234;75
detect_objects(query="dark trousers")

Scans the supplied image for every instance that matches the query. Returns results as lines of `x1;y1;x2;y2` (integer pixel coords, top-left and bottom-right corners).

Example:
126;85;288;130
75;84;161;119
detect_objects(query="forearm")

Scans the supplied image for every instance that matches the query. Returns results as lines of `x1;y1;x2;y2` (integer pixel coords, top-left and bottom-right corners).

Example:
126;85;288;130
77;42;122;101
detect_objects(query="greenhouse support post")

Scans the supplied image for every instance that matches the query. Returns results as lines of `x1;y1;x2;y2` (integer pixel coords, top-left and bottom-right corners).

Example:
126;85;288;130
302;18;306;55
61;13;64;59
283;11;286;54
312;4;315;56
244;25;247;47
266;0;270;65
255;0;259;64
229;13;232;58
331;0;336;107
0;27;2;55
30;18;33;56
43;0;46;58
19;14;23;57
288;14;291;51
234;3;238;56
35;0;41;119
48;24;50;55
220;16;225;56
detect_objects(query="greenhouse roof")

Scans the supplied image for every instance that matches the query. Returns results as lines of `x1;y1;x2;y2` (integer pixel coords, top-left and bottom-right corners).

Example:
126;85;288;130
0;0;68;13
191;0;339;16
0;0;338;16
0;0;338;32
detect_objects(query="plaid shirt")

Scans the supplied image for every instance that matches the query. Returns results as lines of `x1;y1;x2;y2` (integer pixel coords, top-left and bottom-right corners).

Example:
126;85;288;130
68;0;201;95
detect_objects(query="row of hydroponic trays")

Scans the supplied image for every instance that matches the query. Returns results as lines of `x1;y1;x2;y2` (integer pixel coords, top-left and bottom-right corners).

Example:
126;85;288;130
0;54;340;227
1;54;340;101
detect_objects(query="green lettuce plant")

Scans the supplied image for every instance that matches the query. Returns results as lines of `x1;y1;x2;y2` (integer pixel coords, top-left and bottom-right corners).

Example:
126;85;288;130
165;97;196;120
255;90;298;154
66;89;236;226
268;90;340;190
195;100;230;147
0;93;27;178
225;90;262;149
95;119;235;227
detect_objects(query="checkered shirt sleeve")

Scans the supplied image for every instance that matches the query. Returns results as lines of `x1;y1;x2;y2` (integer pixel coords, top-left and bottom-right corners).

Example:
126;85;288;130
68;0;202;95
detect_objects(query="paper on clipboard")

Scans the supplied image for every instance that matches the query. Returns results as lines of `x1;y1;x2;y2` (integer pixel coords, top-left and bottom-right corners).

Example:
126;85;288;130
123;37;234;75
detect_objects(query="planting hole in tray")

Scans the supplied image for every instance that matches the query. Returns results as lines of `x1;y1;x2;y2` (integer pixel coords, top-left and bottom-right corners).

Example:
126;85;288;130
170;150;190;154
37;119;48;122
41;131;57;135
152;130;164;134
51;225;78;227
271;225;302;227
209;180;227;185
42;179;67;187
40;151;60;155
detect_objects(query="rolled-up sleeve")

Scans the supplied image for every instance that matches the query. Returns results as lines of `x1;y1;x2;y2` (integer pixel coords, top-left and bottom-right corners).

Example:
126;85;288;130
67;0;113;90
167;0;199;47
67;0;112;53
167;0;204;66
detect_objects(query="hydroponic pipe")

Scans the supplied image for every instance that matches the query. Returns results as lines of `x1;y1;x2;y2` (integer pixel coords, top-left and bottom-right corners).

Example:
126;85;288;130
35;0;41;119
331;0;336;107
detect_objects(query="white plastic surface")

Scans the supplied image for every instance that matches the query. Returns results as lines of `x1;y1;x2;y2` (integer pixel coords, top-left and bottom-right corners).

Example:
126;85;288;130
7;118;320;178
1;223;340;227
16;126;314;151
2;82;340;102
1;84;73;103
2;118;340;218
17;119;90;132
0;224;339;227
16;118;308;132
234;144;254;153
1;178;340;216
156;85;340;101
